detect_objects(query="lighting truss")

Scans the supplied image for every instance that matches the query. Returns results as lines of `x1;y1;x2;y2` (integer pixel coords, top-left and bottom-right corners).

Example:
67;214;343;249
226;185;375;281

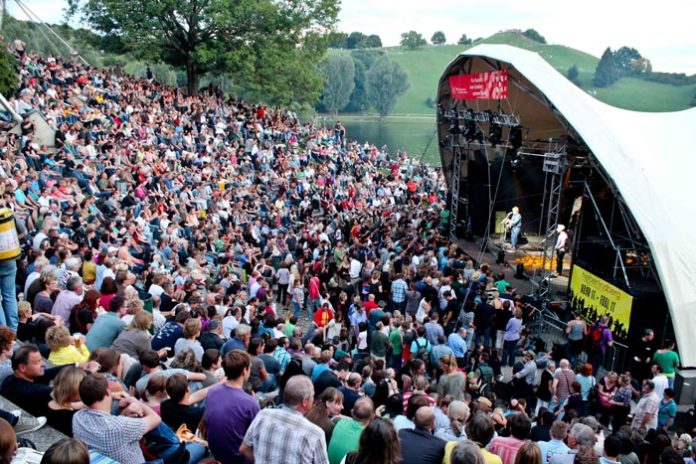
439;107;521;127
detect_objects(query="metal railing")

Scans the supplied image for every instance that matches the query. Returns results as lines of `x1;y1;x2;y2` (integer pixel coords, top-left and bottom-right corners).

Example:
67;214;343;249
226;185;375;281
525;304;630;373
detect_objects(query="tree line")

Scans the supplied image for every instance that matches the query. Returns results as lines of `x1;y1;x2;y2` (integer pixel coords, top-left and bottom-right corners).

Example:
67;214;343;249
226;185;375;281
317;50;410;117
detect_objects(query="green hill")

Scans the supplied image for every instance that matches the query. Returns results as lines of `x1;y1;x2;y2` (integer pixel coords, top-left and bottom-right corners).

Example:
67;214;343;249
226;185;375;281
346;31;694;115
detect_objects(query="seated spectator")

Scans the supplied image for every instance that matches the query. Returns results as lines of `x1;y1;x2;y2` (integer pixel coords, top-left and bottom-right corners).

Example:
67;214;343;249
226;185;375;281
451;440;486;464
241;375;329;463
85;296;126;351
327;396;374;464
46;366;86;436
46;326;89;366
111;311;156;360
160;372;212;432
205;350;260;463
399;406;447;464
174;317;204;361
488;413;532;464
538;421;570;464
199;319;224;351
134;350;206;396
305;387;345;444
343;417;401;464
72;373;161;464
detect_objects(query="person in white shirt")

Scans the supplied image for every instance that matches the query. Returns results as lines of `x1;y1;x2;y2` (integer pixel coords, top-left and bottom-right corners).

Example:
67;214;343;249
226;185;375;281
651;364;669;400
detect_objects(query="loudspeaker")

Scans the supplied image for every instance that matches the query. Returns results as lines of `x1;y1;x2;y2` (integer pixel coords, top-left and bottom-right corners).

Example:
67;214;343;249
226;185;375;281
515;263;526;280
674;369;696;406
496;250;505;265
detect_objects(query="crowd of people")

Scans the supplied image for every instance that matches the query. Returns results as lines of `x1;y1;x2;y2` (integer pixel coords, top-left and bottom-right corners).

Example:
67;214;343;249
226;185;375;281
0;40;688;464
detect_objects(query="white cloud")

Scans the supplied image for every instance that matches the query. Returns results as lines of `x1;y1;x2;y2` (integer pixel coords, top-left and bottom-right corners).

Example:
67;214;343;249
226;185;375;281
338;0;696;73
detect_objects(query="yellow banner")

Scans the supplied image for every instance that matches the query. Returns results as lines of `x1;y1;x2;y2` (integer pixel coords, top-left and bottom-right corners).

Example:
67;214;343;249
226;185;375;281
569;265;633;339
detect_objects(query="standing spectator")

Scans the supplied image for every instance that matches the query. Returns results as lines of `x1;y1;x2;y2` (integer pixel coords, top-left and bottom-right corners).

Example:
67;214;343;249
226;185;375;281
631;380;660;433
631;329;655;383
399;406;447;464
339;373;363;416
305;387;344;444
436;355;466;401
589;315;613;374
501;309;523;367
515;441;542;464
512;351;537;409
550;359;575;413
390;273;408;314
651;339;680;389
241;375;329;464
370;322;390;362
72;373;161;464
327;396;374;464
314;302;335;328
656;388;676;432
488;413;532;464
204;350;260;464
565;312;587;367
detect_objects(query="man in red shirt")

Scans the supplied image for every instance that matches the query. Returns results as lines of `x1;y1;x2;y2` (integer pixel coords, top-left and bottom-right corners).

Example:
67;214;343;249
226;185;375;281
363;294;379;315
306;272;322;320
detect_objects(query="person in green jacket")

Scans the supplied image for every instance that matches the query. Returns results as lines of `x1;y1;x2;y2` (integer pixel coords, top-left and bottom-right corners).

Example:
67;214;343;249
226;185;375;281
327;396;375;464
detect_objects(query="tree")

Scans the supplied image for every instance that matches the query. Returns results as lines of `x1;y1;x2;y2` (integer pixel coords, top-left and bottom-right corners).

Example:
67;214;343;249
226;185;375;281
327;31;348;49
400;31;427;50
567;64;580;86
364;35;383;48
319;54;355;115
431;31;446;45
366;58;410;117
612;46;641;76
593;47;619;87
457;34;472;45
522;28;546;44
0;51;17;97
345;58;369;112
67;0;339;99
346;32;367;49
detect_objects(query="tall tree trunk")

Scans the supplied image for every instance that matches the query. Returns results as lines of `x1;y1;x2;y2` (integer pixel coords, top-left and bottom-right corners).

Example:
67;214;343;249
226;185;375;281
186;59;199;96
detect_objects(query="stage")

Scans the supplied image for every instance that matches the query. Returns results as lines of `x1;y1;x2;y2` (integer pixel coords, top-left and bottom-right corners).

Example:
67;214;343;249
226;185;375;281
454;232;571;300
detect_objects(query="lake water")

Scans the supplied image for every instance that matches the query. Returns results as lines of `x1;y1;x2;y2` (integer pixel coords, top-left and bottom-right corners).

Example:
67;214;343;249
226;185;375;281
326;116;441;166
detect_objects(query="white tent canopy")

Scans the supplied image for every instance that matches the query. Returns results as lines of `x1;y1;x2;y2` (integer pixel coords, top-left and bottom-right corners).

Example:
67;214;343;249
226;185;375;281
438;45;696;367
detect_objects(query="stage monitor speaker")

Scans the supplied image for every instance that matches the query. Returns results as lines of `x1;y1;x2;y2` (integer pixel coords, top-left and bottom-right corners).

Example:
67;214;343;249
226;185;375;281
494;211;507;234
515;263;526;280
674;369;696;406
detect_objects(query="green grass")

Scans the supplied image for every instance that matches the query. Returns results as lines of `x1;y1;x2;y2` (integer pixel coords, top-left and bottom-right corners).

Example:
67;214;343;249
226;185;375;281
336;31;695;115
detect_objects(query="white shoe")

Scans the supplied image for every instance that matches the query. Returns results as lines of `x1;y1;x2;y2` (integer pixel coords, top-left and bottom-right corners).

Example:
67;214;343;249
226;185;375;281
14;415;47;435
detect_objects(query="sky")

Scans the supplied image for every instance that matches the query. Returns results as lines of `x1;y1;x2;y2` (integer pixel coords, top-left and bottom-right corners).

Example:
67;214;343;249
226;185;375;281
6;0;696;74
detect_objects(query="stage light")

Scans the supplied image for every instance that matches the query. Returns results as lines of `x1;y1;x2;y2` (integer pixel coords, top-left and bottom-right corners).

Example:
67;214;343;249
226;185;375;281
448;123;460;135
488;123;502;145
462;120;476;139
509;126;523;151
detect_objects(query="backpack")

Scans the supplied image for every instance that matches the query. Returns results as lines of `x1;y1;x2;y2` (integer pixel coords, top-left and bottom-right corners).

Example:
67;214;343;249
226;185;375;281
590;324;605;350
414;338;430;364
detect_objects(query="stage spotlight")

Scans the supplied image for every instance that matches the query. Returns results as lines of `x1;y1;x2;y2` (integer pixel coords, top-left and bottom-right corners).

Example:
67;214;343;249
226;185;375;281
488;123;502;145
509;126;523;151
439;138;449;148
448;123;460;135
473;129;484;144
462;120;476;139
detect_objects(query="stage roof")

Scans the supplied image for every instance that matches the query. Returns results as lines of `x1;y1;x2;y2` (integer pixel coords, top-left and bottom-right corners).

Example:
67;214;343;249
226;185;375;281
437;44;696;367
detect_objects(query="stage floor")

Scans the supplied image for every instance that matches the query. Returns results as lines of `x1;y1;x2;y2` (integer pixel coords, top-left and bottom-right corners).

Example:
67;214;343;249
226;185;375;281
454;233;570;300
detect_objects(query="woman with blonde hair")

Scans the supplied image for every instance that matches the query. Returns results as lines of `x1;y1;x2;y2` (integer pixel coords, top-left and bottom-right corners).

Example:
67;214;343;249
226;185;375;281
46;326;89;365
46;366;86;436
174;317;204;361
110;310;154;359
436;400;471;441
437;354;466;401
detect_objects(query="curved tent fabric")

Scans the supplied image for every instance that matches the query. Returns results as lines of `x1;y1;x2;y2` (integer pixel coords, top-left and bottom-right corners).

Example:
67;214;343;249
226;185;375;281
437;44;696;367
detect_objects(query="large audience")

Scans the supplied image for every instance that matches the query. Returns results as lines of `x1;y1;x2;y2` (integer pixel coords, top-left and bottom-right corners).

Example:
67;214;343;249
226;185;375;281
0;40;688;464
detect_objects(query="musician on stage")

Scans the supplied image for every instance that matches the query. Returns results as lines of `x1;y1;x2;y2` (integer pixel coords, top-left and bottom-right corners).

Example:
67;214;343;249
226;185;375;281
507;206;522;250
555;224;568;275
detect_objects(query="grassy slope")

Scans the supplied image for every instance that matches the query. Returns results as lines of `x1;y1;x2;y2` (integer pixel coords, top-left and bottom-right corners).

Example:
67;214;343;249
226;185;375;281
351;31;695;115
